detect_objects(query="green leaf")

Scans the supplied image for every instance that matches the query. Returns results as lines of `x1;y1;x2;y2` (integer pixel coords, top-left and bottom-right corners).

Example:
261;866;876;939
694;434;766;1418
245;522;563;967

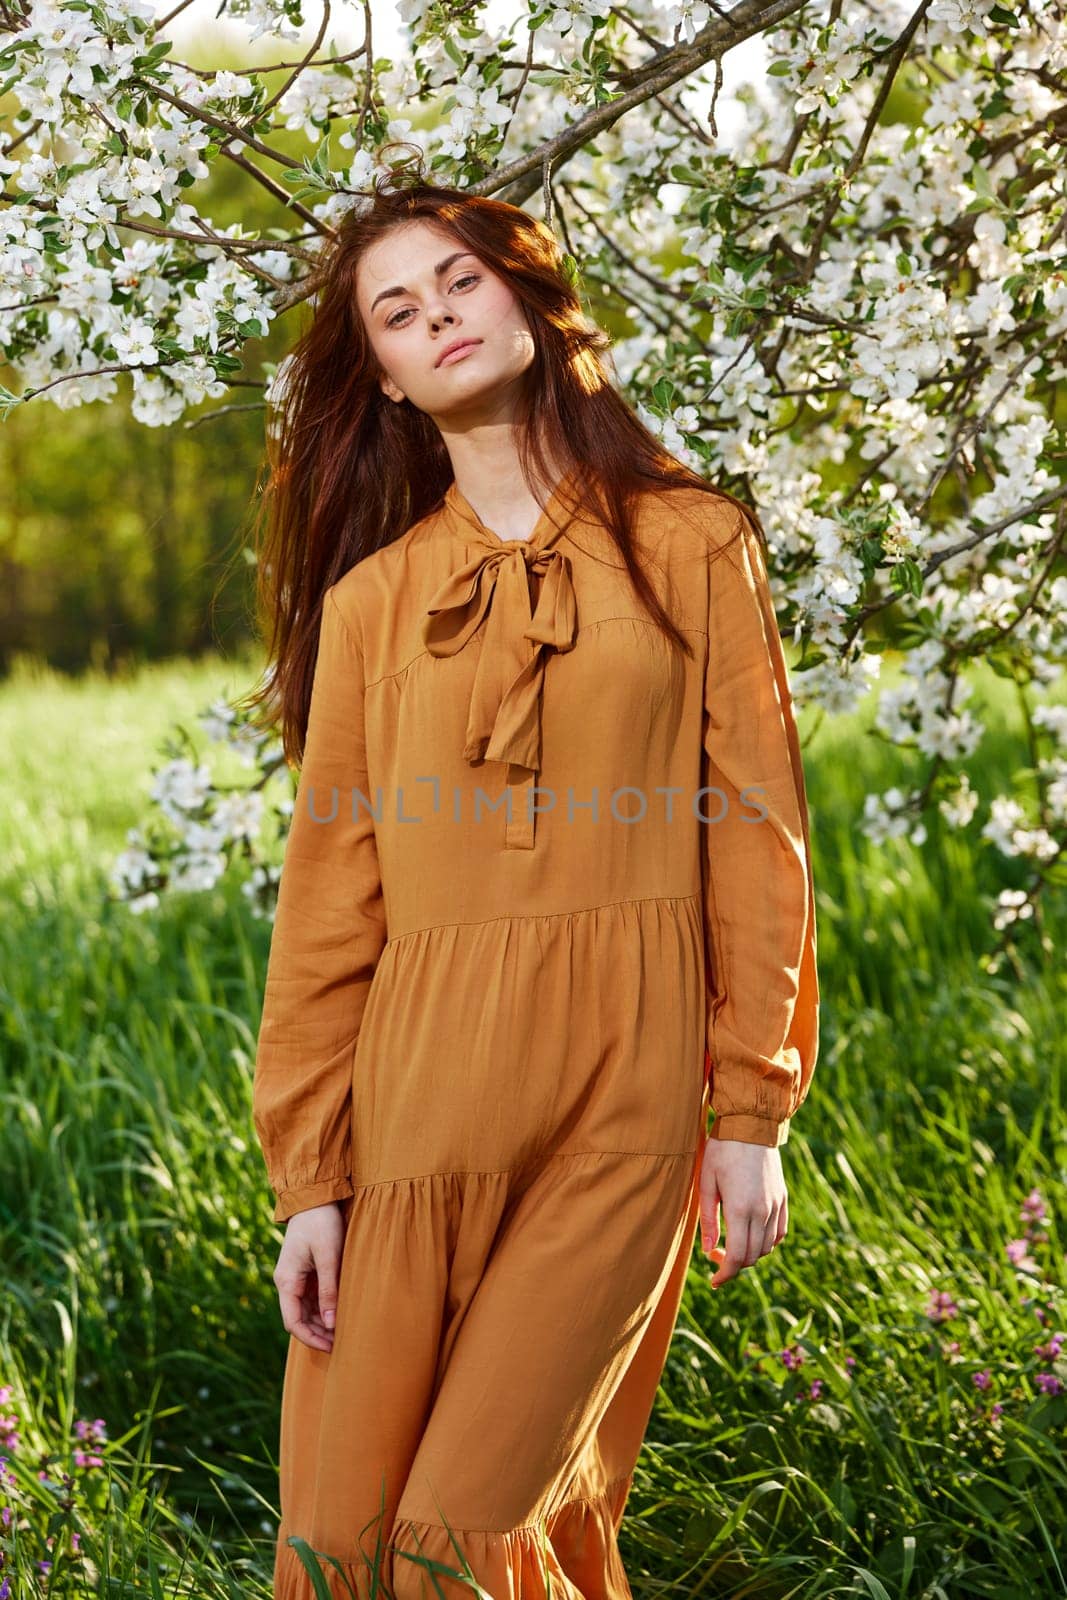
890;557;924;598
971;164;995;199
310;130;331;179
983;90;1013;120
286;1538;337;1600
853;1570;894;1600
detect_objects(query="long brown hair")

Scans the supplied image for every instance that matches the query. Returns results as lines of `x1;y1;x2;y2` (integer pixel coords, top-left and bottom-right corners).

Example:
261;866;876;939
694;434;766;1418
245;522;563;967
240;144;764;766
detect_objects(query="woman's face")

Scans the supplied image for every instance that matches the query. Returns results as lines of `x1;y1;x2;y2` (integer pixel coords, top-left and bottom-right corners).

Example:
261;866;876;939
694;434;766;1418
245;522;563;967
357;219;536;421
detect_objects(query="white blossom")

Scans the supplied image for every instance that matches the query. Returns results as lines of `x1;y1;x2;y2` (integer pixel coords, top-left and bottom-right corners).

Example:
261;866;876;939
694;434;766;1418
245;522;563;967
111;318;158;365
170;850;227;893
150;759;213;822
939;774;980;829
862;787;928;848
212;789;266;843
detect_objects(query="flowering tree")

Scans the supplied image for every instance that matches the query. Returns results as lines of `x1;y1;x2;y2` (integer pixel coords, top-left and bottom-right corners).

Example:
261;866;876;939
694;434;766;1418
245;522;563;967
2;0;1065;952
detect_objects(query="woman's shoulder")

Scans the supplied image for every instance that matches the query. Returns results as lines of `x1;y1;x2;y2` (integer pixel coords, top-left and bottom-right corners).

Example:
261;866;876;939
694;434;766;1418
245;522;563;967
327;505;443;627
635;478;751;563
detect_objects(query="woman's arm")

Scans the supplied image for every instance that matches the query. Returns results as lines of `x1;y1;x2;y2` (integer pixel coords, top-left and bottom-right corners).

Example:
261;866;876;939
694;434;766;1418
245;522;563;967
252;584;388;1221
700;503;820;1149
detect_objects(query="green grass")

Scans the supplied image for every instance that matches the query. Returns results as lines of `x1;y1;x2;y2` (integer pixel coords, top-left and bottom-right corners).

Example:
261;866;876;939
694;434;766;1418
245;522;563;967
0;649;1064;1598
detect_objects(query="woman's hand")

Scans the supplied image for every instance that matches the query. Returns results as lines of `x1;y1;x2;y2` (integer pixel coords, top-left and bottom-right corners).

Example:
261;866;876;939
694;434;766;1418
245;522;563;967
698;1138;787;1288
273;1201;346;1351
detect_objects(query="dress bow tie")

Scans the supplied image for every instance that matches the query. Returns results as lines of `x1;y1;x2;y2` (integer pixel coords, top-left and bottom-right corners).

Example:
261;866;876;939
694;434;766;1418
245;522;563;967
423;542;578;775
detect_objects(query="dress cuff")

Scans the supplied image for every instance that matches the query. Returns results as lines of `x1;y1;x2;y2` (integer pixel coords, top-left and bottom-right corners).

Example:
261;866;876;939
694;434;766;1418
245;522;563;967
707;1113;791;1149
272;1173;354;1223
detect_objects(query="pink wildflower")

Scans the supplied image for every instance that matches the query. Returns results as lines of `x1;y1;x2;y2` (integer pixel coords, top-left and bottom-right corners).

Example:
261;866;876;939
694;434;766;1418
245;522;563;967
925;1291;958;1323
1034;1332;1064;1363
1006;1239;1038;1272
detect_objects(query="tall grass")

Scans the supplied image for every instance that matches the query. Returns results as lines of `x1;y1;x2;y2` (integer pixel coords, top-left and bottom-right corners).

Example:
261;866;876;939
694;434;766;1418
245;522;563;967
0;649;1064;1599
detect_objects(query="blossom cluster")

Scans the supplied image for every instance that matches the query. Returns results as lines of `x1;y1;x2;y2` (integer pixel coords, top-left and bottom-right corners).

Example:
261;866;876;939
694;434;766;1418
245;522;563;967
109;697;286;916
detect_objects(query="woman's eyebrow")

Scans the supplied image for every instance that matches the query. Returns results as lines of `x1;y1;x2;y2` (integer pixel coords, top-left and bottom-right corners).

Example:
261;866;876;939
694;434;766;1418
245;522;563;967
370;252;477;315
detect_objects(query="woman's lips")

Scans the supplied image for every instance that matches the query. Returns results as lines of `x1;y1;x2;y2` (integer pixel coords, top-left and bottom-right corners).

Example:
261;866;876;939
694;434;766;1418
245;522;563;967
437;340;481;367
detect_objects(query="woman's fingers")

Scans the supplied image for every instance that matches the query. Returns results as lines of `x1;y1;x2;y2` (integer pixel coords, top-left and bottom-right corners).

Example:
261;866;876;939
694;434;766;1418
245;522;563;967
273;1267;319;1344
285;1272;335;1352
701;1140;789;1288
299;1276;336;1350
274;1210;344;1352
315;1253;340;1331
709;1216;752;1288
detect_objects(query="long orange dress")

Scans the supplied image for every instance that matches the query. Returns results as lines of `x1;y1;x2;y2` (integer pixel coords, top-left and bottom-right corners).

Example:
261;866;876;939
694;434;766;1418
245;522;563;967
252;467;819;1600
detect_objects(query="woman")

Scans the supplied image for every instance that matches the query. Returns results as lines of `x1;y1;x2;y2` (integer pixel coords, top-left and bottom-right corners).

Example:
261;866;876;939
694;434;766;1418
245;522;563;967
248;152;819;1600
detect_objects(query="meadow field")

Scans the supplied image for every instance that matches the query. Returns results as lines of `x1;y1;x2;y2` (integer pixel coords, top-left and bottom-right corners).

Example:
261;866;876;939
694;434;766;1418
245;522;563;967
0;648;1064;1599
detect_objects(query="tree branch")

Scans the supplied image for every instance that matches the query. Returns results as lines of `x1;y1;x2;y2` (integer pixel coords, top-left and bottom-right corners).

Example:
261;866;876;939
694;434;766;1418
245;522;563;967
219;142;329;234
842;482;1067;649
258;0;338;119
469;0;808;207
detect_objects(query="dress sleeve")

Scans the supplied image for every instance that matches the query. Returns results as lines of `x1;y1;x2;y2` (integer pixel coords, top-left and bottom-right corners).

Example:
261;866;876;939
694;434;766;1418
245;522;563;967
252;584;388;1221
700;503;819;1148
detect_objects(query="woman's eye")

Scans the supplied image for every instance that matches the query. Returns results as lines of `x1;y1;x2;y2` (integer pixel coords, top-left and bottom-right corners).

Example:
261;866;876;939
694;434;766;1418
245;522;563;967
386;273;480;329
